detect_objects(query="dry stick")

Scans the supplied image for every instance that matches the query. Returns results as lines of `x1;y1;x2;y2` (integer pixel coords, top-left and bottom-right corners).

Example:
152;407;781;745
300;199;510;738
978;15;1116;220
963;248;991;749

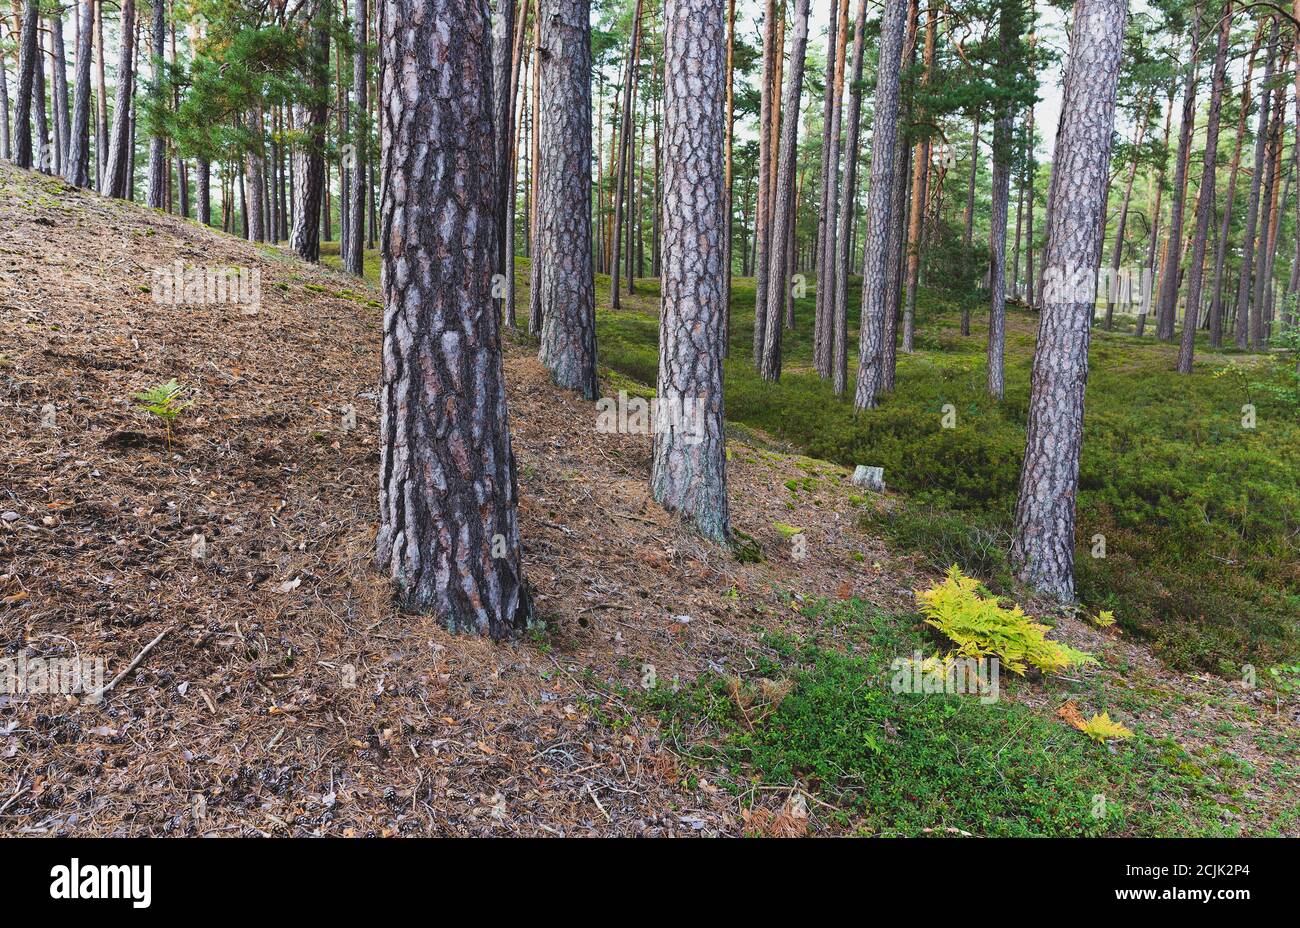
87;625;173;703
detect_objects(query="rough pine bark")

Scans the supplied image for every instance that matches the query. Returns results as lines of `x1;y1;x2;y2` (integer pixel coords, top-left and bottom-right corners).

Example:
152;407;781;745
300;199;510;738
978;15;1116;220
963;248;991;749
813;0;847;377
1177;5;1229;373
650;0;730;544
988;108;1012;399
65;0;94;186
1155;10;1201;342
346;0;367;275
103;0;136;198
13;0;39;168
197;158;211;225
752;0;778;362
146;0;166;208
535;0;598;399
376;0;533;639
1250;76;1284;349
291;0;330;262
831;0;868;395
758;0;810;382
49;13;69;174
1010;0;1125;601
245;107;267;241
852;0;909;410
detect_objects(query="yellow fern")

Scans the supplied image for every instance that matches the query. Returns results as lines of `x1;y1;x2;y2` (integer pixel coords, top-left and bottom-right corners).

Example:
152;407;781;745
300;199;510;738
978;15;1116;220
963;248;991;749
1077;712;1133;743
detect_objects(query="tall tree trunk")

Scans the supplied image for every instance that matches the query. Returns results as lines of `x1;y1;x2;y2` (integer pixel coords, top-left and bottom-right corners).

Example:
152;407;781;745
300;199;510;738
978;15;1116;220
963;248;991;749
245;107;266;240
146;0;166;208
1156;7;1201;342
852;0;909;410
103;0;136;198
881;0;919;394
721;0;735;355
1137;88;1174;336
1234;19;1277;349
963;111;979;248
291;0;329;261
1177;3;1229;373
66;0;93;186
813;0;848;376
376;0;532;639
986;0;1021;400
1251;70;1285;348
1022;102;1035;310
49;12;70;174
0;34;10;160
901;0;935;355
1010;0;1125;601
491;0;513;297
535;0;598;399
346;0;367;275
758;0;810;382
95;0;107;188
752;0;778;362
13;0;38;168
651;0;730;543
609;0;643;310
832;0;868;395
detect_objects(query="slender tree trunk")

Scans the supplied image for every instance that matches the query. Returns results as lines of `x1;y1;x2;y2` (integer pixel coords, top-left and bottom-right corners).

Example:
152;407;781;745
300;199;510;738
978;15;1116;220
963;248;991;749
197;157;210;225
881;0;918;393
963;111;979;248
1156;8;1201;342
1252;71;1285;348
813;0;848;376
901;0;935;355
1235;20;1277;349
852;0;909;410
1210;27;1260;346
103;0;135;198
376;0;532;639
65;0;93;186
758;0;810;382
986;0;1021;400
146;0;166;208
343;0;366;273
1177;4;1229;373
49;13;69;174
95;0;107;188
1023;102;1035;310
1138;88;1174;336
535;0;598;399
722;0;735;356
245;106;266;240
832;0;867;395
752;0;778;362
291;2;329;261
1010;0;1125;601
0;36;10;160
1104;96;1150;329
609;0;643;310
651;0;730;543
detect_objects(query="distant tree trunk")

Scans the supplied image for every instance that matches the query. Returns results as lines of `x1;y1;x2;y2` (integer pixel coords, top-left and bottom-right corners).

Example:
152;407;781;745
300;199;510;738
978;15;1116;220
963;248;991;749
1177;5;1229;373
245;107;266;241
103;0;136;198
852;0;909;410
1138;88;1174;336
651;0;730;543
1156;8;1201;342
1210;28;1260;346
1022;103;1035;310
0;38;10;160
1010;0;1125;602
502;0;527;324
291;2;329;261
758;0;810;382
344;0;366;274
986;0;1020;400
752;0;778;362
902;1;935;356
963;111;979;248
1251;73;1285;348
49;13;70;175
1234;20;1277;349
535;0;598;399
1104;96;1150;329
722;0;735;355
376;0;532;639
832;0;868;395
609;0;643;310
66;0;94;186
34;21;47;172
880;0;918;394
13;0;38;168
197;157;211;225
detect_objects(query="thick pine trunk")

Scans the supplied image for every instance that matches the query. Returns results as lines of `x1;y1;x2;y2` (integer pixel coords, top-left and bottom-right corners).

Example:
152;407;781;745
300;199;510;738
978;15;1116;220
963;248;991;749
852;0;909;410
535;0;598;399
65;0;94;186
103;0;136;198
245;107;267;241
1176;5;1229;373
49;13;70;174
1010;0;1125;601
758;0;810;382
13;0;38;168
376;0;532;639
651;0;730;543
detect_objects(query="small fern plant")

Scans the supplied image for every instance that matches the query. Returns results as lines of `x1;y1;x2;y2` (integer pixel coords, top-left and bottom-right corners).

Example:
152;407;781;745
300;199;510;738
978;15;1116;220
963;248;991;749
915;566;1095;675
133;379;193;447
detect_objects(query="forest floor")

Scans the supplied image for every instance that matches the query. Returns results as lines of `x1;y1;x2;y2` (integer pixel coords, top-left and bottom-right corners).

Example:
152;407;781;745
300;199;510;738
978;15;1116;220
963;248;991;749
2;161;1298;836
